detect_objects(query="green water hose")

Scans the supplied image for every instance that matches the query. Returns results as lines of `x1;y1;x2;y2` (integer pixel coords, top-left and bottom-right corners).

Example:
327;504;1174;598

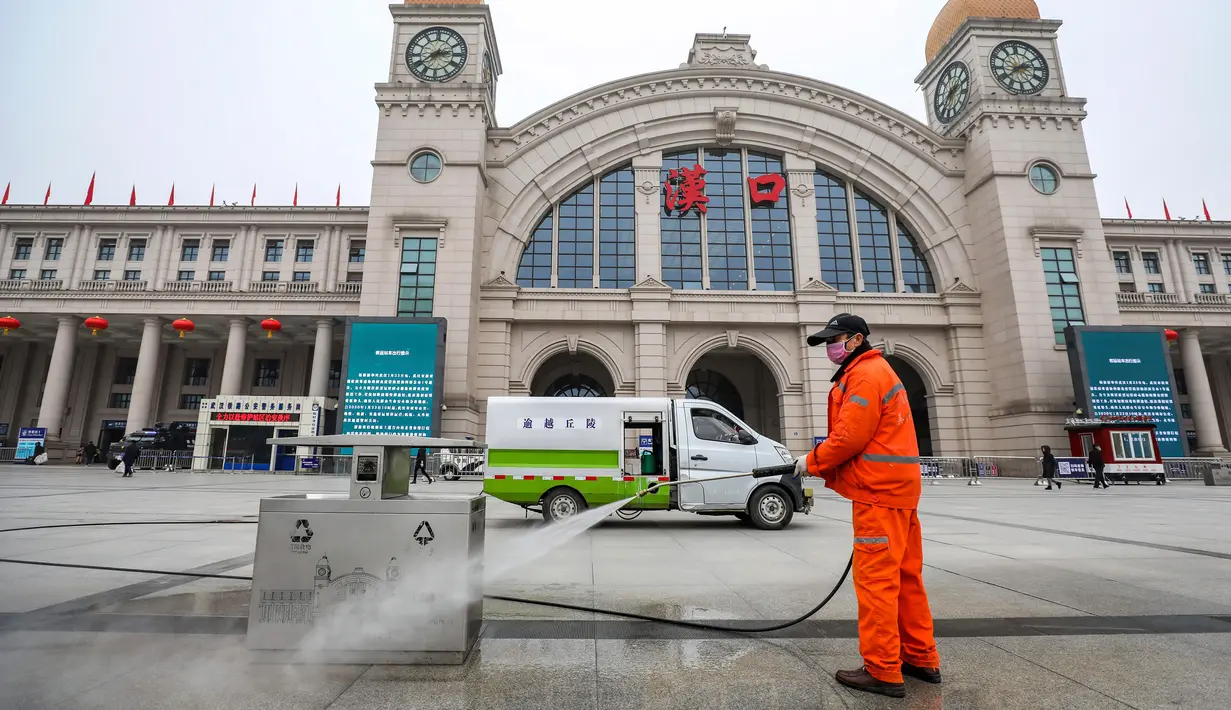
0;519;854;634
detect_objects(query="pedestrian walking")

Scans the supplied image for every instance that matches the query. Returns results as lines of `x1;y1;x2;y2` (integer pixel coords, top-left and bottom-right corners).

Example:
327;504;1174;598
83;441;99;467
796;313;940;699
120;439;140;478
1088;445;1109;489
1040;445;1061;490
412;447;433;484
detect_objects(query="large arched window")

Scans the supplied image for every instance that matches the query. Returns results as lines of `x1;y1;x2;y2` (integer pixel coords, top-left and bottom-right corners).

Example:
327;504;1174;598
686;369;744;420
545;374;607;397
660;147;795;291
813;169;936;294
515;164;636;289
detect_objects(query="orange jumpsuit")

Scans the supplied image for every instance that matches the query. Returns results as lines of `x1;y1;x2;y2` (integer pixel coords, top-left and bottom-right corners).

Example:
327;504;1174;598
805;349;940;684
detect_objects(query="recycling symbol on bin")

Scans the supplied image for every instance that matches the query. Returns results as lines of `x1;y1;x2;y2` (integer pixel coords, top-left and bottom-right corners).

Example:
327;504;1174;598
413;521;435;547
291;519;314;543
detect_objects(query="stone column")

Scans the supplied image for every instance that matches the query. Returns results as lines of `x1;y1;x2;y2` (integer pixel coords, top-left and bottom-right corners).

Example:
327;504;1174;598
219;318;248;395
1179;330;1227;453
308;319;334;398
785;154;821;290
37;317;79;440
632;153;663;283
125;318;163;431
1167;240;1193;302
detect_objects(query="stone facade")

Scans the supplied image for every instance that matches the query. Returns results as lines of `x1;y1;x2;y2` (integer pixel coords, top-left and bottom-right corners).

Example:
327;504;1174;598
2;2;1230;459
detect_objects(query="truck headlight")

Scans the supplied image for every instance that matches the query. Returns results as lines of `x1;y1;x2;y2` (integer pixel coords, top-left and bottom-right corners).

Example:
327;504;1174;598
775;446;793;463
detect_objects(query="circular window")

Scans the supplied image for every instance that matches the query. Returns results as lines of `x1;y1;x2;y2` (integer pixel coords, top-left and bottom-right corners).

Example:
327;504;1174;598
1029;163;1060;195
409;150;443;183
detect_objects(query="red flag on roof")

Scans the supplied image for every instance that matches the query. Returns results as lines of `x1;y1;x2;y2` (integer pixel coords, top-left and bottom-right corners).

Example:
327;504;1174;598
44;183;51;205
293;183;298;207
251;184;257;206
84;172;95;206
209;183;215;207
167;184;175;207
1163;199;1172;221
129;185;137;206
1204;199;1212;222
1;182;9;205
1124;198;1133;219
336;184;341;207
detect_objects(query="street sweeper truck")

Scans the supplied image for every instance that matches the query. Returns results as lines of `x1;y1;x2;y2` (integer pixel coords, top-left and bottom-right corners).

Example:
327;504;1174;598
482;396;812;529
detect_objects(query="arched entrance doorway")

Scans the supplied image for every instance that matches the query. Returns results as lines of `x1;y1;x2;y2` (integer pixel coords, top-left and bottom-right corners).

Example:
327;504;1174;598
885;356;933;457
686;350;782;441
531;351;615;397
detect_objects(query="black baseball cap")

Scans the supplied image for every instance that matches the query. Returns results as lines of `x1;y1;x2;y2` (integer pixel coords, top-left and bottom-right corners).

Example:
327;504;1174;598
807;313;870;346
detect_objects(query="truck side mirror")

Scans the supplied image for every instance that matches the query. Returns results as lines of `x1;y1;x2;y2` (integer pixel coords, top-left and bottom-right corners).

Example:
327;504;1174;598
738;432;757;446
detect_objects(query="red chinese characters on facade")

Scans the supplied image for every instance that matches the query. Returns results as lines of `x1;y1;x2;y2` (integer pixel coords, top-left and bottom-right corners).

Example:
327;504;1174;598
748;174;786;206
664;164;710;214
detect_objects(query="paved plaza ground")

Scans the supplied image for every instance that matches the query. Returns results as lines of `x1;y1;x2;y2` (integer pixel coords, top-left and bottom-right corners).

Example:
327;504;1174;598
1;467;1229;709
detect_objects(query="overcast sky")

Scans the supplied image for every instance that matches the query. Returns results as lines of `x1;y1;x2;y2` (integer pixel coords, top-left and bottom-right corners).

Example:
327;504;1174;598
0;0;1225;220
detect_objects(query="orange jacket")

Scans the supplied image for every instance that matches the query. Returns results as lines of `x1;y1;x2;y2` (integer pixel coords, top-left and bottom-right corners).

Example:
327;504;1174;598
805;349;922;510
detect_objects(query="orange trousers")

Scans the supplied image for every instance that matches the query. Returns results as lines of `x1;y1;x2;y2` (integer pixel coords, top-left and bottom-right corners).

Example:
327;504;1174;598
850;501;940;684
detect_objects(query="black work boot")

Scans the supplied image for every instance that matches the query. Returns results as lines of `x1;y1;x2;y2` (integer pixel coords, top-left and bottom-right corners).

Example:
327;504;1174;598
901;661;942;684
835;667;906;698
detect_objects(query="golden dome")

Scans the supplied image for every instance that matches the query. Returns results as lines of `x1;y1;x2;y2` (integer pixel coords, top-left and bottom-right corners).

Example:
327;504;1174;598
925;0;1040;63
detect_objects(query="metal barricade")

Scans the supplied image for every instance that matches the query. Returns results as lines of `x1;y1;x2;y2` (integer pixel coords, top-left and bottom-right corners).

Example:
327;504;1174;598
0;447;17;463
920;457;964;485
291;453;352;476
1163;458;1224;482
972;456;1041;481
429;447;485;480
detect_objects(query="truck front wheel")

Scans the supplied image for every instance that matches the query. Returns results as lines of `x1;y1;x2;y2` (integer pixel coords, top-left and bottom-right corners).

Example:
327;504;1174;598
542;488;586;522
748;487;793;530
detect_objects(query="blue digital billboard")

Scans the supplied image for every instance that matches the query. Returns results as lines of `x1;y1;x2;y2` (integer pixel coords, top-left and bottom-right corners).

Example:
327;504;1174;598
1065;326;1187;458
339;318;446;438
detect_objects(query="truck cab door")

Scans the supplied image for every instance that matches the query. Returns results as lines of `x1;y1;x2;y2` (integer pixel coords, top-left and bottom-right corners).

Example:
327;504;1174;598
677;404;760;509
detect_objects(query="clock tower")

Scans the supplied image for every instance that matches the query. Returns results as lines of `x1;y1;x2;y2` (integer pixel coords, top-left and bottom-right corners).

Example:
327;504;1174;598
362;0;503;437
915;0;1123;450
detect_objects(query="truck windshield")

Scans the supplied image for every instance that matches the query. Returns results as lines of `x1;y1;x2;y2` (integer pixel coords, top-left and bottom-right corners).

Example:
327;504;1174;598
691;411;743;443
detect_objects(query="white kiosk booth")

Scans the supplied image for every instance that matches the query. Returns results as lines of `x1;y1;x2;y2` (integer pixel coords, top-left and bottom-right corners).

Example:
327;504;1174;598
191;396;336;471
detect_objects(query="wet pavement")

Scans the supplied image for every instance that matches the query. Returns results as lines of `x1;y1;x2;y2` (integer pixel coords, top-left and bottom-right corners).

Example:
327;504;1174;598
2;467;1230;708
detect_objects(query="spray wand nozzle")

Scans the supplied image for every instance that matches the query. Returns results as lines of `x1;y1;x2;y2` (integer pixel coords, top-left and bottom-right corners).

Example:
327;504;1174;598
634;464;796;498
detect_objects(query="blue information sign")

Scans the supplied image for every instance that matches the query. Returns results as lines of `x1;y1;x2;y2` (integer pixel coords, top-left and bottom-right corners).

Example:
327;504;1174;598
1065;326;1187;458
339;319;446;438
16;427;47;460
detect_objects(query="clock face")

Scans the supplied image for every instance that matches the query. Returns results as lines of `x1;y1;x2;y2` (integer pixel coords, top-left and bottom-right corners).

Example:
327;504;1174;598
934;61;970;123
406;27;468;82
482;51;495;99
990;40;1049;95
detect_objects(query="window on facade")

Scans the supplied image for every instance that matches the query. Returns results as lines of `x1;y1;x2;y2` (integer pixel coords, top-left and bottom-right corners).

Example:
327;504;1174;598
128;239;146;261
703;149;749;290
349;240;366;263
177;270;194;282
1113;251;1132;274
1141;252;1161;274
598;166;636;288
398;237;438;318
9;269;25;280
124;270;141;281
328;360;342;390
208;271;226;281
293;271;311;282
1041;247;1085;345
262;271;279;282
855;191;895;292
517;212;554;288
1118;282;1136;293
253;359;280;388
265;239;284;262
747;151;794;291
557;183;595;288
295;239;314;263
1147;282;1165;293
409;150;443;183
44;238;63;261
1200;283;1216;294
660;151;704;290
179;394;204;410
39;269;57;280
114;357;138;385
346;272;363;283
1223;254;1231;276
1193;253;1211;275
1181;403;1192;419
815;171;855;291
686;369;744;420
897;222;935;294
93;270;111;281
181;239;199;262
97;239;116;261
1175;368;1188;395
211;239;229;262
1029;164;1060;195
109;392;132;409
1111;431;1154;461
183;358;210;386
545;374;607;397
13;238;32;261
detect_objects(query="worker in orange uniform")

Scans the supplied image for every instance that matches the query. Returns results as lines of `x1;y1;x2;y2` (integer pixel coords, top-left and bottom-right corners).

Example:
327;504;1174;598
794;313;941;699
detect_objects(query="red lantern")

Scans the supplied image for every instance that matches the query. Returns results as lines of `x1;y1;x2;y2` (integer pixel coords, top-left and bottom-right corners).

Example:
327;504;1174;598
1165;329;1179;342
172;317;196;339
261;317;282;339
0;315;19;335
84;316;109;336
